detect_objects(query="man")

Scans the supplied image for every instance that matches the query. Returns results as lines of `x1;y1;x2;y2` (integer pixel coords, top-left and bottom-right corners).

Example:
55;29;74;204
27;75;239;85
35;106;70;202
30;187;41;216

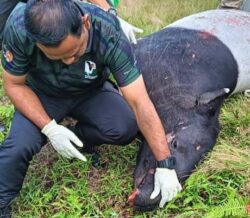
0;0;142;49
0;0;181;217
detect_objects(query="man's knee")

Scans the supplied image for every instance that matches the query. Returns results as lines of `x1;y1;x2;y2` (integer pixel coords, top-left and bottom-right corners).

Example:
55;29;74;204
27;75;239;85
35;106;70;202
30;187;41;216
103;118;139;145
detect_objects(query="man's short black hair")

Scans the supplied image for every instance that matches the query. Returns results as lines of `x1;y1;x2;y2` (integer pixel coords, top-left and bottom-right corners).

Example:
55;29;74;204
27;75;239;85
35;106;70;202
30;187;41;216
24;0;83;47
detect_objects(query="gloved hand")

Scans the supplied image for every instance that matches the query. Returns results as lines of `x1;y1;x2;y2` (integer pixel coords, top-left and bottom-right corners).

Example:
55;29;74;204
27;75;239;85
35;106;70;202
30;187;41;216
42;119;87;161
117;16;143;44
150;168;182;208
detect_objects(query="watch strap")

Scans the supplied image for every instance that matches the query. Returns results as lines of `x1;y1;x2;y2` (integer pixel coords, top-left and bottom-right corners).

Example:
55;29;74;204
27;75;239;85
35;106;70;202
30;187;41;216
157;155;176;169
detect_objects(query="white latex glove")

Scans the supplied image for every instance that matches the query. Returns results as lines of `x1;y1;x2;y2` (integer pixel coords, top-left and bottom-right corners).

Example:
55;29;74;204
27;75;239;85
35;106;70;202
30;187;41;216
117;16;143;44
150;168;182;208
42;119;87;161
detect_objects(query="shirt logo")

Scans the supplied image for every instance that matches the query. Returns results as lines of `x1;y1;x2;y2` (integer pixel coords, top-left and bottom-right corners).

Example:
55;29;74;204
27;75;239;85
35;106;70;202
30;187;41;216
2;45;14;63
84;60;97;79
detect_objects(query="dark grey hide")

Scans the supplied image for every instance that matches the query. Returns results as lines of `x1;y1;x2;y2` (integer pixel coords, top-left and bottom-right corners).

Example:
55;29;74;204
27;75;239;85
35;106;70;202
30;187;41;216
129;26;239;211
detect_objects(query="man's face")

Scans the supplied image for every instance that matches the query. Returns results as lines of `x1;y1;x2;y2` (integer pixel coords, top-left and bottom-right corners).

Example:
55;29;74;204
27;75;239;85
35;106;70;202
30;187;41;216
37;16;90;65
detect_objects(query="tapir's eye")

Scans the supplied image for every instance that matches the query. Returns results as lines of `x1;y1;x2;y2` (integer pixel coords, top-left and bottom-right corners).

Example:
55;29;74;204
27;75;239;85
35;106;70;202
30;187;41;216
208;107;216;117
171;139;178;149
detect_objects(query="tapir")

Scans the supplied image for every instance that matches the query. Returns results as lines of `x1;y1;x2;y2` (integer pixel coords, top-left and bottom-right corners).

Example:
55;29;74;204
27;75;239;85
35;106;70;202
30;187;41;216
129;9;250;210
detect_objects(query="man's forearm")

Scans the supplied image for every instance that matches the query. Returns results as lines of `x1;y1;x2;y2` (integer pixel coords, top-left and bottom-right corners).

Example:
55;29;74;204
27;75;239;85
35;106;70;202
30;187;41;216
5;84;51;129
120;76;170;161
133;99;170;161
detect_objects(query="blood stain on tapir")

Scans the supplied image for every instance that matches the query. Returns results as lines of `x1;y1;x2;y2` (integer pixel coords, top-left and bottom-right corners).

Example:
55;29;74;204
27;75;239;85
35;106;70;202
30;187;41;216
197;32;214;40
215;16;250;26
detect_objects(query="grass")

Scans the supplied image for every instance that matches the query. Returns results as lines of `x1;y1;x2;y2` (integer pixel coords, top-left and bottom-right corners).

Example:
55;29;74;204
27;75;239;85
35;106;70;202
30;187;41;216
0;0;250;217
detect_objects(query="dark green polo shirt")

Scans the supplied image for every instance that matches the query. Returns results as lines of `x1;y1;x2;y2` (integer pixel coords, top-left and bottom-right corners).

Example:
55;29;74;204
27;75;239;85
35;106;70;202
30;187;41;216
1;1;140;97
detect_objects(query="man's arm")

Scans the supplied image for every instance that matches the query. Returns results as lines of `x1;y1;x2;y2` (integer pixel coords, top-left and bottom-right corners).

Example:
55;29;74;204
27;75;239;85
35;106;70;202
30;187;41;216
3;69;51;128
3;69;86;161
88;0;143;44
120;75;182;207
120;75;169;160
88;0;111;10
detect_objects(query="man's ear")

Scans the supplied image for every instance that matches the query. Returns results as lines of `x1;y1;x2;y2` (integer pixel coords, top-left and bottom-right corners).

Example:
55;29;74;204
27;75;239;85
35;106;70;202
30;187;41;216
82;14;90;30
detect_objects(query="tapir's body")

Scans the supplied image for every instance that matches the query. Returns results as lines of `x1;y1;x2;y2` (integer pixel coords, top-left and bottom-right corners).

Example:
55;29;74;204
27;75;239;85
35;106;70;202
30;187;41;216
130;9;250;210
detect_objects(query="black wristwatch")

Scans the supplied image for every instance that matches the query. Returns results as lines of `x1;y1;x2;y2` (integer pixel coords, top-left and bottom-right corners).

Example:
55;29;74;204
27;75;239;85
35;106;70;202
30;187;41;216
156;155;176;169
108;7;117;16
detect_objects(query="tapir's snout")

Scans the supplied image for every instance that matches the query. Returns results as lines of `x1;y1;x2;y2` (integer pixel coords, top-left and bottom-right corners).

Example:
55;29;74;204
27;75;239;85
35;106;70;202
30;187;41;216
128;167;161;211
128;139;162;211
129;134;179;211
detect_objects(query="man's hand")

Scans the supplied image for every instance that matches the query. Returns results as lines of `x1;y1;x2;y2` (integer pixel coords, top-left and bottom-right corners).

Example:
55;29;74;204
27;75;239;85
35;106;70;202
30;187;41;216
150;168;182;208
42;119;87;161
117;16;143;44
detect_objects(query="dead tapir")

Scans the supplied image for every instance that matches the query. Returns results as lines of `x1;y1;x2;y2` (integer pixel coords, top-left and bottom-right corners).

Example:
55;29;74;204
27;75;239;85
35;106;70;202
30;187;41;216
129;9;250;210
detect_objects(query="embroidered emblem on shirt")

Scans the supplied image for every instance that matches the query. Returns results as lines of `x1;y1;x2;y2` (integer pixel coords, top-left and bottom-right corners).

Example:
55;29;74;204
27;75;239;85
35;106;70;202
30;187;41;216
3;45;14;63
84;60;97;79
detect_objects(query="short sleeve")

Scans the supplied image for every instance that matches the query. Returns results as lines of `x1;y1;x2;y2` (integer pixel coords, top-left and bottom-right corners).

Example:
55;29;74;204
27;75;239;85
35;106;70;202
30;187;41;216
1;14;30;76
105;32;141;87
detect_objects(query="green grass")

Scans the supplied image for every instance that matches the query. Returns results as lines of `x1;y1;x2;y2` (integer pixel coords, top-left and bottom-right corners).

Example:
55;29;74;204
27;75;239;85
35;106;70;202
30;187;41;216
0;0;250;217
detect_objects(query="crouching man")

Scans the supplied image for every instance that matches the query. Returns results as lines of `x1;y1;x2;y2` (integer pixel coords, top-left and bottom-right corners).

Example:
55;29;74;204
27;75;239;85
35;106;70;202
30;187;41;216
0;0;181;216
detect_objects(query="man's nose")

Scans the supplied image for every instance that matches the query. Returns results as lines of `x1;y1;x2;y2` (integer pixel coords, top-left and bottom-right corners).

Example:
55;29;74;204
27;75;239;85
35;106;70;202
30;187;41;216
62;57;75;65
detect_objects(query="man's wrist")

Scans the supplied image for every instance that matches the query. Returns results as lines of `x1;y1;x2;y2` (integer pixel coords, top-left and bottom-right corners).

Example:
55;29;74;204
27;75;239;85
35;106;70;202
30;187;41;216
41;119;56;134
155;151;171;162
156;155;176;169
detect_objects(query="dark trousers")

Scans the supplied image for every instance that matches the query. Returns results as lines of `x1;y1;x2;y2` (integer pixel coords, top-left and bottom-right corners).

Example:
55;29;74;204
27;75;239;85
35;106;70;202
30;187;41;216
0;82;138;208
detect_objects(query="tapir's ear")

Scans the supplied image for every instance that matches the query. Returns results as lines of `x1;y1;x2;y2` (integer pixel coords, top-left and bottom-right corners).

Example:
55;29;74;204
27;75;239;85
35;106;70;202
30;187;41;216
197;88;230;105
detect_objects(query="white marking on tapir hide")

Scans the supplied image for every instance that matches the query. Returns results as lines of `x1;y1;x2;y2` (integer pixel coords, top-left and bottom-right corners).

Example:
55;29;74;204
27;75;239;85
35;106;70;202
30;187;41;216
224;88;230;93
164;9;250;94
244;89;250;97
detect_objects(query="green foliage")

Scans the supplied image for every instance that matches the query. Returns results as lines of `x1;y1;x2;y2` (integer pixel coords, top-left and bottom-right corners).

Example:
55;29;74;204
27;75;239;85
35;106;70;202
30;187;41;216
203;196;250;218
0;63;14;141
162;169;248;217
0;105;14;142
